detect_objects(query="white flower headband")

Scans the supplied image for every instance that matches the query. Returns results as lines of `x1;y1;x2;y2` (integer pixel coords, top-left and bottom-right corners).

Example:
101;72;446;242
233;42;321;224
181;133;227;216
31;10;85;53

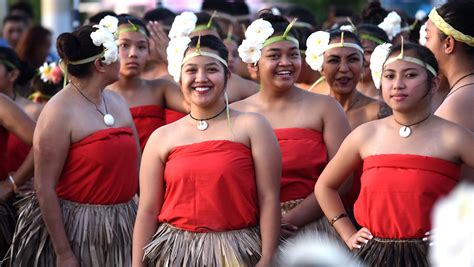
305;31;364;72
166;36;228;82
370;38;437;89
62;15;119;86
238;18;299;65
166;12;227;82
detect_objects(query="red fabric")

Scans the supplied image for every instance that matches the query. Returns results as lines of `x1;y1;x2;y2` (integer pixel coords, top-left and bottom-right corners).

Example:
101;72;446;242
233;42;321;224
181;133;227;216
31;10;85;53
354;154;460;239
0;127;9;181
6;133;30;172
342;165;363;209
56;127;138;204
159;140;258;232
130;105;165;151
165;109;186;124
275;128;327;202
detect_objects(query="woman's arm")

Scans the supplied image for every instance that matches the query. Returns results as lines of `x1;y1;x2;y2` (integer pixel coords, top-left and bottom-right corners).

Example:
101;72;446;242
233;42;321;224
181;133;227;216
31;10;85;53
33;102;79;266
0;95;35;199
132;130;166;267
161;80;190;114
315;129;372;249
282;98;351;228
247;114;281;266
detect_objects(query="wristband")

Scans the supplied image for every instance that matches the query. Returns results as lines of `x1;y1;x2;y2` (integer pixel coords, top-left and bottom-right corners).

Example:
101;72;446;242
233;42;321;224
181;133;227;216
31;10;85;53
7;174;17;193
330;213;348;226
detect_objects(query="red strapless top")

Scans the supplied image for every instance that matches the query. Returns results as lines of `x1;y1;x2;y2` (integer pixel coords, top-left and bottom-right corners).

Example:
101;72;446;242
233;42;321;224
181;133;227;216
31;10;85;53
354;154;460;239
56;127;138;204
275;128;328;202
130;105;165;151
165;109;186;124
7;133;30;172
158;140;258;232
0;127;9;181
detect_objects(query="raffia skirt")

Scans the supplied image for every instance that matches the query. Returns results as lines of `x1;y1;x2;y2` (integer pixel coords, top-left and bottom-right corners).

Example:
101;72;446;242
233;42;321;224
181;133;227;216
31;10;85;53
354;236;429;267
0;196;18;259
143;223;261;267
3;193;137;267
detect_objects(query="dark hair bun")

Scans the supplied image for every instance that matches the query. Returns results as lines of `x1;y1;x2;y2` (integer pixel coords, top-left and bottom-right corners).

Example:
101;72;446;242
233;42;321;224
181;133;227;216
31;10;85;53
56;32;81;62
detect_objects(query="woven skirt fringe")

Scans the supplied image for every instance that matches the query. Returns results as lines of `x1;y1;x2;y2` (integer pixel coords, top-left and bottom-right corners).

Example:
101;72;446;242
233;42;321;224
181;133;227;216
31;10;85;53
143;223;261;267
0;196;18;259
4;193;137;267
354;237;429;267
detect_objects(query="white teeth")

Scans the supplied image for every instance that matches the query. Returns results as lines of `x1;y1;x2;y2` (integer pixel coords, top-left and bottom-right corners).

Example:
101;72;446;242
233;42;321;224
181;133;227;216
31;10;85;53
195;87;210;92
277;71;291;75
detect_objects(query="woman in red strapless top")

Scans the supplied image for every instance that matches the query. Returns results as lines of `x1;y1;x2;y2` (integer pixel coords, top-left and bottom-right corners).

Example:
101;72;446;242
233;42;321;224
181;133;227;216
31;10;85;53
107;16;188;150
316;42;474;266
231;13;351;247
0;47;35;259
132;35;281;267
6;22;141;266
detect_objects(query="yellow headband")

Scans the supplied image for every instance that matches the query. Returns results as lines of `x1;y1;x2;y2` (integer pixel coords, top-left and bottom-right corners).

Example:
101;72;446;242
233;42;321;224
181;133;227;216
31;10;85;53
117;21;148;37
181;36;228;68
263;18;299;47
325;31;364;54
384;38;437;76
61;51;105;87
428;8;474;47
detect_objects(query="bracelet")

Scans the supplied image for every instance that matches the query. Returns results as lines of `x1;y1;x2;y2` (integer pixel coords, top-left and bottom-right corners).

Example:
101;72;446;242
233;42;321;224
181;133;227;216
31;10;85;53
7;174;18;193
330;213;348;226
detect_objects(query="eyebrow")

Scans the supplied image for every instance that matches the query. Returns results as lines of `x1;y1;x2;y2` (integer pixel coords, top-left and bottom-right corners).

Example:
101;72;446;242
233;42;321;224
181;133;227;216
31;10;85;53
384;67;420;72
184;62;220;67
119;38;147;43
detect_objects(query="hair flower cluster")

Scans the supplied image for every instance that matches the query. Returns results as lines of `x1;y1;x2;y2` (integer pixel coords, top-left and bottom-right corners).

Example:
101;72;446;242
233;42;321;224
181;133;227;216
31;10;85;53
39;61;63;85
370;43;392;89
166;36;192;82
305;31;330;71
378;11;402;41
90;15;119;64
419;23;427;46
238;19;274;64
168;12;198;39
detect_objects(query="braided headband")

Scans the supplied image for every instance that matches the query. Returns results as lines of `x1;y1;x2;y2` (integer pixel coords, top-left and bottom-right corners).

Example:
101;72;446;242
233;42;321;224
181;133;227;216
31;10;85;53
428;8;474;47
359;34;385;45
325;31;364;54
263;18;299;48
181;36;228;68
117;21;148;36
384;38;437;76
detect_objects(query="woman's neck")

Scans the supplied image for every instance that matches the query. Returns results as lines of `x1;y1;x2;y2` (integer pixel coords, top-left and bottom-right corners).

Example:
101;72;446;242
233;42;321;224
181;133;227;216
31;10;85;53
330;89;359;112
114;74;144;91
443;56;474;88
189;100;226;119
69;77;105;103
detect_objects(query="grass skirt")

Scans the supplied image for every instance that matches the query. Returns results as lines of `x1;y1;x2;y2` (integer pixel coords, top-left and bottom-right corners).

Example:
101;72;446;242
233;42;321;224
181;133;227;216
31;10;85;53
4;193;137;267
0;196;18;259
354;237;429;267
143;223;261;267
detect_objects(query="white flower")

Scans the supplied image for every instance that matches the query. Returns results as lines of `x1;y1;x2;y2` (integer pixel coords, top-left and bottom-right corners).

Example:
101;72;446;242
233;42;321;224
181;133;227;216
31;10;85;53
99;15;118;34
166;36;191;82
340;25;355;33
168;12;197;39
378;11;402;41
245;19;274;43
90;26;111;46
370;43;392;89
103;45;118;64
430;183;474;266
238;39;263;64
419;23;427;46
305;49;324;72
415;10;427;21
306;31;330;54
90;24;118;65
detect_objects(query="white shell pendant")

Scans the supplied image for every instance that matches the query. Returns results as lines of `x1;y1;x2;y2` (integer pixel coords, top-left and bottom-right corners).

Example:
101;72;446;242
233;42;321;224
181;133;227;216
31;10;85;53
399;126;411;138
197;120;208;131
103;114;115;127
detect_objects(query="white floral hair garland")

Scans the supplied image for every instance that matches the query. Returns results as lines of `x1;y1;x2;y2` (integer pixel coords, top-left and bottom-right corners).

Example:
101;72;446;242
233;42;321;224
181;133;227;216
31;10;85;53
370;38;437;90
238;18;299;65
166;12;228;82
419;22;427;46
88;15;119;65
305;30;364;72
378;11;403;41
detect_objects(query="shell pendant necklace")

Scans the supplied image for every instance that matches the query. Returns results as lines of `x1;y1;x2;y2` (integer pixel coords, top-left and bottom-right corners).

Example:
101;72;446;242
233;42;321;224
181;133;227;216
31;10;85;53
189;105;227;131
393;114;431;138
70;81;115;127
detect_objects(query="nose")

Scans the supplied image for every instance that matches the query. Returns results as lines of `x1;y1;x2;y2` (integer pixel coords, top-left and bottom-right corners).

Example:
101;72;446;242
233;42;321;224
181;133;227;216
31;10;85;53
392;74;406;90
338;58;349;72
195;69;209;82
278;55;291;66
128;45;138;58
